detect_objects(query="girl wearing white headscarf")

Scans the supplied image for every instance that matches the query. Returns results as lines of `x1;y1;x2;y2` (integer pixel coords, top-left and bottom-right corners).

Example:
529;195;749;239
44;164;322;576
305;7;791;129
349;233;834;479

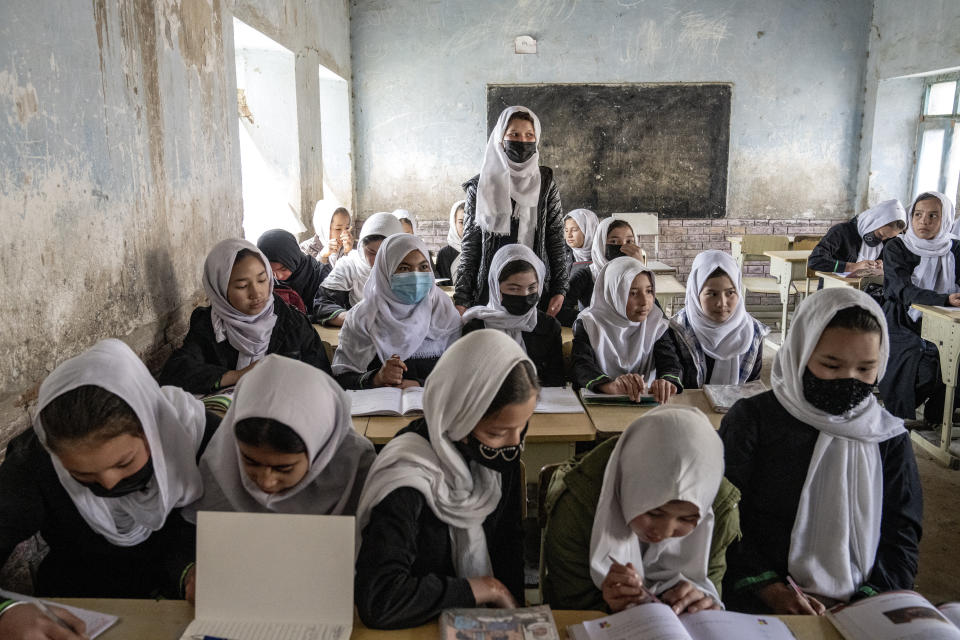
670;250;770;388
0;339;214;601
332;233;461;390
808;199;907;274
462;245;565;386
159;239;331;394
300;199;354;266
720;288;921;615
392;209;417;235
435;200;466;284
557;209;600;327
455;106;569;319
572;257;683;404
879;191;960;420
313;212;404;327
354;329;539;629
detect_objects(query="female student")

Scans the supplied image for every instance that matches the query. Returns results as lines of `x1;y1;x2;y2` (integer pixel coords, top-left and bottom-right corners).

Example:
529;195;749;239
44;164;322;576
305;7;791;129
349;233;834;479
0;339;218;639
557;208;599;326
188;355;374;517
257;228;330;313
159;239;330;394
454;106;568;318
808;199;906;274
879;191;960;421
572;257;683;404
566;217;644;314
435;200;465;284
332;233;461;390
462;245;565;386
354;329;538;629
720;288;922;615
392;209;417;235
313;212;403;327
542;406;739;613
670;250;769;389
301;200;354;266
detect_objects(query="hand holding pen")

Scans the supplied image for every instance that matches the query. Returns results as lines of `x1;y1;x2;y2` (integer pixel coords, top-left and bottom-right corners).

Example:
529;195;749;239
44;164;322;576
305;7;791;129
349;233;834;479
0;599;88;640
601;554;660;613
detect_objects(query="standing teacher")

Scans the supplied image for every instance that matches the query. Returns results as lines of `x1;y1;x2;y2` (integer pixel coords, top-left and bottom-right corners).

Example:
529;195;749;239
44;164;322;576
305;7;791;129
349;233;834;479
454;106;568;317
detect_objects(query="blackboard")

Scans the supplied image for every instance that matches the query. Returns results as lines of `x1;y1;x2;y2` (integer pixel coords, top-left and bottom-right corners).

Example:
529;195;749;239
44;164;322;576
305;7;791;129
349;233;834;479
487;83;731;218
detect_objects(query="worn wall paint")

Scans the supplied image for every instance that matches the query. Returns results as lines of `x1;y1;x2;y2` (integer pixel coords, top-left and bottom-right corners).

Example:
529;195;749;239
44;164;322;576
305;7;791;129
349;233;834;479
350;0;872;221
867;77;923;205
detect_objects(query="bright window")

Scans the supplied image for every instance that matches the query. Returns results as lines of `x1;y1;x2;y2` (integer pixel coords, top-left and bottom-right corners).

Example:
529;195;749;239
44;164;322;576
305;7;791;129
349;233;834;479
913;75;960;203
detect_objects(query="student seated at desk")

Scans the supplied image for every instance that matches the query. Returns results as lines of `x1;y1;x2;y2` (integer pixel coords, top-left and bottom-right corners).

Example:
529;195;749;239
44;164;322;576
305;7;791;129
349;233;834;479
332;233;460;390
301;200;354;267
354;330;536;628
159;239;330;394
572;258;682;404
0;340;218;639
257;228;330;315
313;212;403;327
542;406;739;614
556;208;599;326
435;199;465;284
807;199;906;275
392;208;417;235
720;289;921;615
878;191;960;422
462;245;565;386
670;250;769;389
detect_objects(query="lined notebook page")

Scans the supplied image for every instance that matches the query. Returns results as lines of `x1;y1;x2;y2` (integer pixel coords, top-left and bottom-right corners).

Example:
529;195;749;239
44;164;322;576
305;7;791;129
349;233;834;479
180;619;349;640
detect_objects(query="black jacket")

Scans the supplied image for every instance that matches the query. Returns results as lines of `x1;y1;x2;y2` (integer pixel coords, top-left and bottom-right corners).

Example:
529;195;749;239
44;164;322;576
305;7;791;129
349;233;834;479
807;219;866;273
882;236;960;336
158;294;331;393
312;286;351;325
556;249;594;327
462;311;566;386
334;355;440;390
435;245;460;283
454;168;569;308
354;419;525;629
719;391;922;612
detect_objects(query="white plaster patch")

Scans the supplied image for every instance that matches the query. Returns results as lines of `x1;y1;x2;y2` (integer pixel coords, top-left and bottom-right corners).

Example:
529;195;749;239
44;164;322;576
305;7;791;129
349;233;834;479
0;69;40;127
678;11;729;60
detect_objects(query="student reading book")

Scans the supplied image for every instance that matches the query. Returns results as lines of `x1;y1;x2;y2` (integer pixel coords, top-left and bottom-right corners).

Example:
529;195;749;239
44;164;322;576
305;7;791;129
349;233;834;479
257;228;331;314
807;199;906;275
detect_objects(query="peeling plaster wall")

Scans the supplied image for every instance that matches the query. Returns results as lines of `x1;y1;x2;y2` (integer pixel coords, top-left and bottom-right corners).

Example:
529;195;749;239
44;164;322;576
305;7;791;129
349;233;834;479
350;0;872;222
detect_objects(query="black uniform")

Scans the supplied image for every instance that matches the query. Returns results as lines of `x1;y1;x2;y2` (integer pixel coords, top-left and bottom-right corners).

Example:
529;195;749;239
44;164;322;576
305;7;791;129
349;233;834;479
435;245;460;283
807;218;866;273
462;311;566;386
313;286;352;325
334;355;441;390
556;248;594;327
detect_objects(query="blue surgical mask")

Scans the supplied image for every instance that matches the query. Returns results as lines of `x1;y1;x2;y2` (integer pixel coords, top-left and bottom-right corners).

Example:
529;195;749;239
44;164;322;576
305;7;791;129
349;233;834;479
390;272;434;304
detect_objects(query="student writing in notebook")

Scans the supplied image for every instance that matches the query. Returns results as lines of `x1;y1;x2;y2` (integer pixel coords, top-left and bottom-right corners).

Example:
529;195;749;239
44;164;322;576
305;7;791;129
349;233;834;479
257;228;330;315
541;406;740;614
301;200;354;266
313;212;403;327
557;208;599;327
462;245;565;386
720;288;922;615
572;258;683;403
669;250;769;389
807;199;906;275
332;233;461;390
159;239;330;393
435;200;465;285
354;330;536;628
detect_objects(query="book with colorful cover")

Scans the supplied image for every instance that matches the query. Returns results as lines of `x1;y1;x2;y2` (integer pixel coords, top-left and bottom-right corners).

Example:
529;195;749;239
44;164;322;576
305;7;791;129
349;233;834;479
438;605;559;640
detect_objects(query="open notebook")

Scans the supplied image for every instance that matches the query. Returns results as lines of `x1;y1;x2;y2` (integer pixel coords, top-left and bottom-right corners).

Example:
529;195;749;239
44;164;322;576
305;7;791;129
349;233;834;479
702;380;768;413
535;387;586;413
178;512;354;640
347;387;424;416
0;590;117;638
567;603;794;640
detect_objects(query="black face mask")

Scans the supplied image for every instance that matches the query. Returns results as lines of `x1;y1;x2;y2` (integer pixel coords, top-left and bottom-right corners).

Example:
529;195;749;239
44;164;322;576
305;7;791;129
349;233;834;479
862;232;882;248
801;368;875;415
501;292;539;315
605;244;626;261
455;427;527;473
503;141;537;164
79;458;155;498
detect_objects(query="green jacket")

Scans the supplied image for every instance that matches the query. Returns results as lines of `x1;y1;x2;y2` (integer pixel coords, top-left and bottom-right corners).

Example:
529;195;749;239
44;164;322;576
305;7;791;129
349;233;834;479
540;437;741;611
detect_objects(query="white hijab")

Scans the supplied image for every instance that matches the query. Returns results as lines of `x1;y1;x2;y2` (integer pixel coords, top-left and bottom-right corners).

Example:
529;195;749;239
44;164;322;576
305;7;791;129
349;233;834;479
902;192;958;321
579;258;668;380
564;209;600;263
332;233;461;374
392;209;417;235
447;200;466;284
203;239;277;369
312;199;350;267
855;199;906;262
680;250;756;385
33;339;207;547
590;218;635;279
322;212;403;306
355;329;534;577
475;106;542;249
771;288;906;601
462;244;545;348
189;355;375;517
589;406;724;601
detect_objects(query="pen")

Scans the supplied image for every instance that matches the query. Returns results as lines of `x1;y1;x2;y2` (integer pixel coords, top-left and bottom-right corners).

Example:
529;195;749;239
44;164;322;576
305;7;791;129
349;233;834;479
31;599;84;637
785;574;806;600
607;554;661;604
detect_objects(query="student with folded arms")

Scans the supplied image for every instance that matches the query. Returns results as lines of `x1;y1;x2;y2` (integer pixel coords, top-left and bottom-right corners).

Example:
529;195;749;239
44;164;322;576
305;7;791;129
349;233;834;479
720;288;921;614
257;228;330;313
807;199;906;275
557;208;599;326
355;330;537;628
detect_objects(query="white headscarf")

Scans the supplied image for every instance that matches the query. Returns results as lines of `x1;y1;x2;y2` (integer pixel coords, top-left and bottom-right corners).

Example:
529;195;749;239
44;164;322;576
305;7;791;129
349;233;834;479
322;212;403;306
447;200;466;284
564;209;600;263
355;329;535;577
332;233;461;374
189;355;375;517
855;199;906;262
771;288;906;601
579;258;668;380
680;250;755;385
312;199;350;267
202;239;277;369
590;218;635;279
462;244;545;348
392;209;417;235
33;339;207;547
589;406;724;600
475;106;542;249
902;192;958;321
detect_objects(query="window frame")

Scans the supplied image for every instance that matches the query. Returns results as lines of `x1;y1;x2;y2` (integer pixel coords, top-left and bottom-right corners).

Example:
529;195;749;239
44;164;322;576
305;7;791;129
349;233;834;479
912;73;960;203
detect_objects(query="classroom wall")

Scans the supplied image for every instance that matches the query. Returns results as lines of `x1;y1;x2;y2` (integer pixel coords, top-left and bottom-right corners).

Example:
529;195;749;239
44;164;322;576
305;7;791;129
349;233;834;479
350;0;873;223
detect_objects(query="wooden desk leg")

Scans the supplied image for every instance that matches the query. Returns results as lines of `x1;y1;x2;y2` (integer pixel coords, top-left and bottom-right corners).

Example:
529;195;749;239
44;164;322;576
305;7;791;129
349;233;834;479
915;314;960;469
768;258;792;336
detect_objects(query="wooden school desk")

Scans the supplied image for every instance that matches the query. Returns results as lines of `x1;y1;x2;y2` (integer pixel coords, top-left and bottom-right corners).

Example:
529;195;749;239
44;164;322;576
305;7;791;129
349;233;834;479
642;259;676;274
654;273;686;316
313;324;341;361
764;250;813;339
49;599;844;640
815;271;884;291
583;389;725;437
910;304;960;468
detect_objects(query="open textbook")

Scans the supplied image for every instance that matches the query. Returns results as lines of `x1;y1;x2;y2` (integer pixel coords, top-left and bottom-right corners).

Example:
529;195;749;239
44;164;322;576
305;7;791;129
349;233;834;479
567;603;795;640
535;387;587;413
579;388;658;406
0;590;117;638
828;590;960;640
347;387;424;416
702;380;768;413
439;605;559;640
